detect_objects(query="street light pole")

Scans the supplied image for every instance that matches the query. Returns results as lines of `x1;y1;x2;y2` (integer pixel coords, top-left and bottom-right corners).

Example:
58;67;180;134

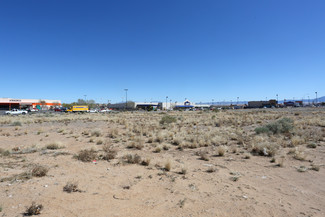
315;92;318;105
124;89;128;110
276;94;278;103
166;96;168;111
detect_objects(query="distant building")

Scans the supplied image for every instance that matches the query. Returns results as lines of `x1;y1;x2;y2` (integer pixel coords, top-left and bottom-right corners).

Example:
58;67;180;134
173;100;210;110
109;99;210;111
109;101;162;110
247;100;277;108
0;98;61;110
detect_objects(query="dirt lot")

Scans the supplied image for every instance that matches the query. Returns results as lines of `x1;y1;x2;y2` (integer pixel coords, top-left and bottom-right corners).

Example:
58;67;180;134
0;108;325;217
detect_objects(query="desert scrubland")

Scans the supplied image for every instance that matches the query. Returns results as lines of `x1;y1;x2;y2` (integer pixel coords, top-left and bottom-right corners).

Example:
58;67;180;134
0;108;325;217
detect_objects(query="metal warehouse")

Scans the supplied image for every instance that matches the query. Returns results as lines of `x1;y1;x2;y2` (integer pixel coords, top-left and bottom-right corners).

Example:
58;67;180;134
0;98;61;110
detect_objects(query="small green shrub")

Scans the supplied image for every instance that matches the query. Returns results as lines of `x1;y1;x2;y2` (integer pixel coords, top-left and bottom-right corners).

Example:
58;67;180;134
255;118;294;135
12;121;22;126
159;115;177;125
306;143;317;149
254;127;270;134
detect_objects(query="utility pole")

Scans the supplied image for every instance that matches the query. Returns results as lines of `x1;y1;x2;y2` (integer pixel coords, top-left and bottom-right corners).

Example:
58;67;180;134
166;96;168;111
276;94;278;103
315;92;318;105
124;89;128;110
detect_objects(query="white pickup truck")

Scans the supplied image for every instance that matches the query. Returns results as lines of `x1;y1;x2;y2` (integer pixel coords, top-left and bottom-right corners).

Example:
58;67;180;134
5;109;28;115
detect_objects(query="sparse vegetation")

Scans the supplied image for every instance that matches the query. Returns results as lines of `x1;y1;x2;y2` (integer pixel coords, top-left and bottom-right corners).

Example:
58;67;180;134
164;161;171;171
63;181;81;193
0;108;324;216
31;165;48;177
255;118;294;135
11;121;22;126
46;142;63;150
91;130;102;137
76;149;97;162
124;154;142;164
159;115;177;125
24;202;43;216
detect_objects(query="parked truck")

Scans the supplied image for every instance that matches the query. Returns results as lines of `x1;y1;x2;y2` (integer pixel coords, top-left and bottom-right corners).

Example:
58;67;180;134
66;105;89;112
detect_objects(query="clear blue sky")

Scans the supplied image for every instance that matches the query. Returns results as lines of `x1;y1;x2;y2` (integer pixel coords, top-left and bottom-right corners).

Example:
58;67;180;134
1;0;324;103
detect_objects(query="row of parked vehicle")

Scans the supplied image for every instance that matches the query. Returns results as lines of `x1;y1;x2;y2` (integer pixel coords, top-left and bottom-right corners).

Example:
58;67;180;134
54;106;111;113
4;105;112;115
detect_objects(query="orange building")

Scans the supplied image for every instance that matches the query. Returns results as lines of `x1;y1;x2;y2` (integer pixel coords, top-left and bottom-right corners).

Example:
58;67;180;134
0;98;61;110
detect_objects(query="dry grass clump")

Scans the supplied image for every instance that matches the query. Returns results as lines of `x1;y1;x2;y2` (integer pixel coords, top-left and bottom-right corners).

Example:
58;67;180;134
306;143;317;149
63;181;81;193
297;166;308;172
197;151;209;161
164;161;171;171
155;133;164;143
0;171;32;182
127;139;144;150
206;167;216;173
108;128;119;138
91;130;102;137
124;154;142;164
310;164;320;171
102;144;117;161
46;142;64;150
141;158;151;166
76;149;97;162
250;142;278;157
24;202;43;216
31;165;48;177
11;121;22;126
159;115;177;125
217;146;226;156
290;136;305;146
154;147;161;153
81;130;89;136
172;137;182;146
179;167;187;175
0;148;10;157
292;148;306;161
96;139;104;145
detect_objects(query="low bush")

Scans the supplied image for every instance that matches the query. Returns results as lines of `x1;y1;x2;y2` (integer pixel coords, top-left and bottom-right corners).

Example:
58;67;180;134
76;149;97;162
164;161;171;171
102;145;117;161
255;118;294;135
31;165;48;177
63;181;81;193
250;142;278;157
46;142;62;150
159;115;177;125
24;202;43;216
12;121;22;126
124;154;141;164
91;130;102;137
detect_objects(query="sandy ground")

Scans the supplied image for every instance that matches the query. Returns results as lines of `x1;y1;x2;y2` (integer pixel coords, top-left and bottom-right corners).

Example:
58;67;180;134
0;109;324;217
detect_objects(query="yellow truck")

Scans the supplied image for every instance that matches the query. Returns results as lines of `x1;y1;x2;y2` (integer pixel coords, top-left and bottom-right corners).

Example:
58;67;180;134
66;105;89;112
